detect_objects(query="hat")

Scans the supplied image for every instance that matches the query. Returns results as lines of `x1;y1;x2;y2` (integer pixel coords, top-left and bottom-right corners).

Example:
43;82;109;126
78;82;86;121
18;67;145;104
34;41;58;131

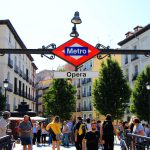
3;111;10;116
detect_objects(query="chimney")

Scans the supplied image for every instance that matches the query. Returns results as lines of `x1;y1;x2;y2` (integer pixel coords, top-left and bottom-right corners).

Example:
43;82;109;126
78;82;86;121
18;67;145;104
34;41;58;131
125;31;134;38
133;26;143;32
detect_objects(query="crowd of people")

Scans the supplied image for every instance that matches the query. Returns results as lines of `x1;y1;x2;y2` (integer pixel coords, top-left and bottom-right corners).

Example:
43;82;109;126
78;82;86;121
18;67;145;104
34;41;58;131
0;111;150;150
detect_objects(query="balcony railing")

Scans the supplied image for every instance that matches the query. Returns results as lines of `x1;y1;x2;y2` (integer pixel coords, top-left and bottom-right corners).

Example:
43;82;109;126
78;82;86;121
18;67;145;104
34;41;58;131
82;79;86;84
125;58;128;64
132;73;138;81
76;107;81;112
87;78;91;83
14;65;19;73
8;58;13;68
5;104;10;111
131;55;139;61
77;94;81;99
7;83;13;92
87;91;91;96
18;69;23;77
82;93;86;97
77;83;81;88
82;107;92;111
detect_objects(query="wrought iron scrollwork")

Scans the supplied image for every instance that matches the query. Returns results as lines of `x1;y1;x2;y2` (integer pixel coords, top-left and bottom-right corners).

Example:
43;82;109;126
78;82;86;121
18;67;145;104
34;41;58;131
96;43;110;59
40;43;56;60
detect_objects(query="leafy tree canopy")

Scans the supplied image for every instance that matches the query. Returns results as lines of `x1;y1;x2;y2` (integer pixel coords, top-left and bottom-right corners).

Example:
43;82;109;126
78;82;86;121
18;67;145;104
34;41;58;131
43;79;76;120
130;65;150;123
93;58;131;120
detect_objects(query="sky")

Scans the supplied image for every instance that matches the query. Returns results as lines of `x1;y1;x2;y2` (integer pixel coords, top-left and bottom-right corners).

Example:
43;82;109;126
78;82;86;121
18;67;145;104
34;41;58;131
0;0;150;72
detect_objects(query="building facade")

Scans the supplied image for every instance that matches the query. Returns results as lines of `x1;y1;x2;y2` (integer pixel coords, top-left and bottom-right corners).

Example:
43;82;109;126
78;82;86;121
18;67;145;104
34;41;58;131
0;20;37;112
118;25;150;121
35;70;54;116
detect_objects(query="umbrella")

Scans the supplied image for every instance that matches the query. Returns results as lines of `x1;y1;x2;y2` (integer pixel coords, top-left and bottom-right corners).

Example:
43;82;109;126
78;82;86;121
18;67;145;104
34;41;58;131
9;116;47;121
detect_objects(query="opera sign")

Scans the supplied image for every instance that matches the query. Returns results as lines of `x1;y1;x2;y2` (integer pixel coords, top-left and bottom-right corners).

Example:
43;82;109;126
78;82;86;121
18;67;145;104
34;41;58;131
52;37;100;67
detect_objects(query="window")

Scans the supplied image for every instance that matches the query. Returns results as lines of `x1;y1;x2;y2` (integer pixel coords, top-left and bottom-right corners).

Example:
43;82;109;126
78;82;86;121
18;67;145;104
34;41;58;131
9;31;11;43
131;45;138;61
134;65;138;75
125;55;128;64
125;69;129;81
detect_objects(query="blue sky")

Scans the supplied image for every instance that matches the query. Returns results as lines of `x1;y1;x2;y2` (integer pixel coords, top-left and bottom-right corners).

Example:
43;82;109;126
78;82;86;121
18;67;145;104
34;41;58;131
1;0;150;72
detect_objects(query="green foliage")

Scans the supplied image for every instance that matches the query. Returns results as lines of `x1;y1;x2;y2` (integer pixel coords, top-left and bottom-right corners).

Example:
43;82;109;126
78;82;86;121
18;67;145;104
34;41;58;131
0;91;6;111
43;79;76;120
130;65;150;123
93;58;131;120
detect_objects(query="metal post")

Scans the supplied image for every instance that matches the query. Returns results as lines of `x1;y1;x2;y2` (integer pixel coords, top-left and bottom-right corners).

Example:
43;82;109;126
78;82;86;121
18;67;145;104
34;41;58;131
4;88;6;110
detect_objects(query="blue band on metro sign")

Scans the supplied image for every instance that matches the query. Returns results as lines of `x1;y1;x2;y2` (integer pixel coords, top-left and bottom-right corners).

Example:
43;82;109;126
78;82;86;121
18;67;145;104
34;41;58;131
65;47;88;56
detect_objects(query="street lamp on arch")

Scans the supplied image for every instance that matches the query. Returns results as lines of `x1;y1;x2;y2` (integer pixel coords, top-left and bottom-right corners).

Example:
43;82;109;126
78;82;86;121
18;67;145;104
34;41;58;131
70;11;82;37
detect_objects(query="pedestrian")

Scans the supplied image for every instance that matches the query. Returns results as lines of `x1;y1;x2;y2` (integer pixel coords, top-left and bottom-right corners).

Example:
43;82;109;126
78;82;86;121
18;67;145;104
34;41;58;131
82;119;100;150
62;121;69;147
74;116;86;150
19;115;32;150
132;118;145;150
46;116;61;150
86;118;91;132
100;114;120;150
67;120;74;145
0;111;11;137
41;122;48;146
36;122;42;146
32;123;37;145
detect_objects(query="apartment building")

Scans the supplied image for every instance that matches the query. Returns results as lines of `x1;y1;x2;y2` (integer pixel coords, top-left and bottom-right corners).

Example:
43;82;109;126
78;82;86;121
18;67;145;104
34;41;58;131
35;70;54;116
0;20;38;112
118;25;150;121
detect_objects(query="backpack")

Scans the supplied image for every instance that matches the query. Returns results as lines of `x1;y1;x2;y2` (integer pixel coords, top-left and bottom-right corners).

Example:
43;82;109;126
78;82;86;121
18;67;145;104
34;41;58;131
102;121;114;139
78;123;87;136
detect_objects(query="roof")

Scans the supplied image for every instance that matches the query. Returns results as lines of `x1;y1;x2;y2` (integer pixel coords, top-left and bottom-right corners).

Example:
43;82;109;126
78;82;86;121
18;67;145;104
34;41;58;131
118;24;150;46
0;19;34;61
32;62;38;70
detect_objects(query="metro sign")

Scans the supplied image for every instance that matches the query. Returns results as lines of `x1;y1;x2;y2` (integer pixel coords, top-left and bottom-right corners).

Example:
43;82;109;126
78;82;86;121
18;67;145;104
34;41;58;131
52;37;100;67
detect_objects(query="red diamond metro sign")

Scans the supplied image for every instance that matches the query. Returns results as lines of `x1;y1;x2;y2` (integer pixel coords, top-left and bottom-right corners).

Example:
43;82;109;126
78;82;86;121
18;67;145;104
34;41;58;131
52;37;100;67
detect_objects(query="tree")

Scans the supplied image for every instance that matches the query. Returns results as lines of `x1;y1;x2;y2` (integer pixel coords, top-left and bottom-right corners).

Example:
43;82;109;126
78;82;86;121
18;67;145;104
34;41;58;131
93;58;131;120
43;79;76;120
0;90;5;112
130;65;150;123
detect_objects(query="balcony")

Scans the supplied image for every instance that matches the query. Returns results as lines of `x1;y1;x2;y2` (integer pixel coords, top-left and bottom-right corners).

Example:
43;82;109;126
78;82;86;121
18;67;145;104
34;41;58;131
7;83;13;92
6;104;10;111
87;78;91;83
14;65;19;74
8;58;13;68
132;73;138;81
76;107;81;112
87;91;91;96
77;83;81;88
125;58;128;64
82;93;86;97
131;55;139;61
82;107;92;111
77;94;81;99
18;69;23;77
22;73;26;80
14;88;19;95
82;79;86;84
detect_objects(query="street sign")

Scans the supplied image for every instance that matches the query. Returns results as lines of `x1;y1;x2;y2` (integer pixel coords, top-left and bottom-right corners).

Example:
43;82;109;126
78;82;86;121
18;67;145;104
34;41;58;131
53;71;99;78
52;37;100;67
